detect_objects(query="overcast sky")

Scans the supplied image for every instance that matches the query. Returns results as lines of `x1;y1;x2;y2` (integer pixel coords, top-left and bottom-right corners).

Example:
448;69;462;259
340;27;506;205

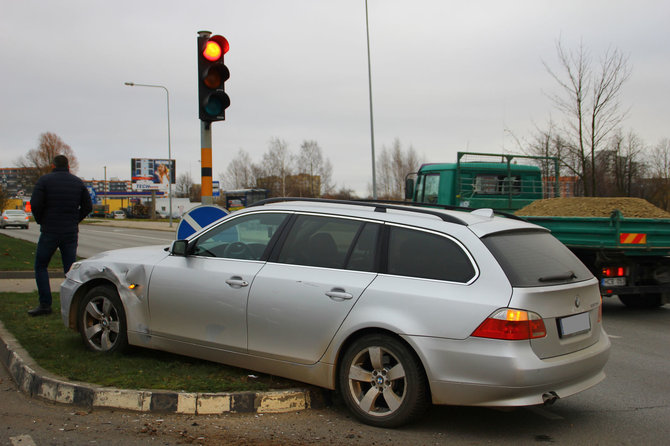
1;0;668;196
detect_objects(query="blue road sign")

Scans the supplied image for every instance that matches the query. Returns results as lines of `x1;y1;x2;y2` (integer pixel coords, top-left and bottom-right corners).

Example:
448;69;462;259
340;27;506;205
176;205;228;239
86;186;98;204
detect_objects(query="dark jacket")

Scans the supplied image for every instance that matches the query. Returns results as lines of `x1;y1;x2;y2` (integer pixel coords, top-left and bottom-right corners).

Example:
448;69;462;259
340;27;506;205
30;167;93;234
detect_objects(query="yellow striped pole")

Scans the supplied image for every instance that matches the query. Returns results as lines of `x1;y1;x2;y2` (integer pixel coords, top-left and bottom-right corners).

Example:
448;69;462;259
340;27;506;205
201;121;213;205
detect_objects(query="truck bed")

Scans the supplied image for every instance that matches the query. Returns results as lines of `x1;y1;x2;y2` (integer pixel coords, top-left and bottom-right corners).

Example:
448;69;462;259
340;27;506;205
524;211;670;255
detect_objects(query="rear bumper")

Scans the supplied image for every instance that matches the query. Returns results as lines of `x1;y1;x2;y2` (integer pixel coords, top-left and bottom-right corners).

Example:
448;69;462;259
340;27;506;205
407;327;611;406
603;284;670;296
0;221;28;227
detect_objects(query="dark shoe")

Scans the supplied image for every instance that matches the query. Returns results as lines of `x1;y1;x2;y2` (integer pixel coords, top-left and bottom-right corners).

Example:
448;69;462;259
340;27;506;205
28;305;52;317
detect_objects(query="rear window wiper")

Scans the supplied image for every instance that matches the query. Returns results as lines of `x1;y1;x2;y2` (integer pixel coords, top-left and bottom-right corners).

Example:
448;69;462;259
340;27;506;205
538;271;577;283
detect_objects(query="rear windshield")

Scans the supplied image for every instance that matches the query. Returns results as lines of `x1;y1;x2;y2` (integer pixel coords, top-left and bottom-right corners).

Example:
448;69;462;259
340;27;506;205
482;230;593;287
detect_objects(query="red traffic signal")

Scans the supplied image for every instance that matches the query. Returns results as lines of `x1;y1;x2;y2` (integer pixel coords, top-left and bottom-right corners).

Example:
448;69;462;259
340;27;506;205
203;37;228;61
197;33;230;122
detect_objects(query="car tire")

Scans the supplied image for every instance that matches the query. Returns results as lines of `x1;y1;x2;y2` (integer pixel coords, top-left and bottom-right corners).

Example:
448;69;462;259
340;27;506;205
618;294;663;308
338;333;429;428
77;285;128;353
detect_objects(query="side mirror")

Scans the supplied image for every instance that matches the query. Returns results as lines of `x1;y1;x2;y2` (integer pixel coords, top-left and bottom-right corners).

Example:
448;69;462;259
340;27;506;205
170;239;189;256
405;178;415;200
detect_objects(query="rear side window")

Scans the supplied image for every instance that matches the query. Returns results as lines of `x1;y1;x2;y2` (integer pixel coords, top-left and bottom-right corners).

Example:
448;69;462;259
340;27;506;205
346;223;379;272
277;215;379;270
482;230;593;287
387;226;476;283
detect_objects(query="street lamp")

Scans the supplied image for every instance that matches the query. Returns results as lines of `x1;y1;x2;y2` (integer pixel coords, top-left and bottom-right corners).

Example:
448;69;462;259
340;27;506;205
365;0;377;199
124;82;174;228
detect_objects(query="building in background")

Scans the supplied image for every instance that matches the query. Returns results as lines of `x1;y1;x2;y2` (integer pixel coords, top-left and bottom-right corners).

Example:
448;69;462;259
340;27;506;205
0;167;38;199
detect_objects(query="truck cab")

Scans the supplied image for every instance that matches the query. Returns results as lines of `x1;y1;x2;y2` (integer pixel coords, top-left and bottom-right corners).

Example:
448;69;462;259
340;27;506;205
408;156;553;213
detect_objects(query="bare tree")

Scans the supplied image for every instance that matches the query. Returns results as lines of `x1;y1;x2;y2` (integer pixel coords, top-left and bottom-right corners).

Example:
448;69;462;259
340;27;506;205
17;132;80;184
646;138;670;210
175;172;194;198
296;140;334;197
544;40;631;196
374;138;422;199
320;158;334;196
376;148;393;199
600;130;646;197
261;138;293;197
220;148;257;190
525;118;585;195
326;187;358;200
190;183;202;202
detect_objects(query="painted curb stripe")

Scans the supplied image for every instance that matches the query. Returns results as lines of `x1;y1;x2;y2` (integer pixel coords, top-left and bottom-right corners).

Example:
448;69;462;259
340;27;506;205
0;320;322;415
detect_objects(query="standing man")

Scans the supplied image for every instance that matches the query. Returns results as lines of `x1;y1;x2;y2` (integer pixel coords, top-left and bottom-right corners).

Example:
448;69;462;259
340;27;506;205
28;155;92;316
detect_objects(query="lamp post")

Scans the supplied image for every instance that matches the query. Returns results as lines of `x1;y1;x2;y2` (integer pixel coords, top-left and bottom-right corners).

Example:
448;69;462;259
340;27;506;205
124;82;173;227
365;0;377;199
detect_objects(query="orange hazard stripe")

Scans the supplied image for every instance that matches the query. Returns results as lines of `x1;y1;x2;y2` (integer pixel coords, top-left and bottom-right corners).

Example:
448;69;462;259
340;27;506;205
619;233;647;244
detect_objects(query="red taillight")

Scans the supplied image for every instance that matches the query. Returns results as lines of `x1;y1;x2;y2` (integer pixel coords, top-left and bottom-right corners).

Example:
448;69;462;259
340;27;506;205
472;309;546;340
602;266;626;277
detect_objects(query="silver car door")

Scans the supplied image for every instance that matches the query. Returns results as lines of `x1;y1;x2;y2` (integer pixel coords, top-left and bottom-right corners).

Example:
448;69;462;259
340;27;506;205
147;211;289;352
247;215;379;364
148;255;263;351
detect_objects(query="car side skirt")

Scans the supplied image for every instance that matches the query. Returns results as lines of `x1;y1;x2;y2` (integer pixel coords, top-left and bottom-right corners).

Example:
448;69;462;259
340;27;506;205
127;332;337;390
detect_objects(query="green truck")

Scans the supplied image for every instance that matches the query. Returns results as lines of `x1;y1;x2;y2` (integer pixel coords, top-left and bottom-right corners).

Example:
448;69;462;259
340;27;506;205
405;152;670;308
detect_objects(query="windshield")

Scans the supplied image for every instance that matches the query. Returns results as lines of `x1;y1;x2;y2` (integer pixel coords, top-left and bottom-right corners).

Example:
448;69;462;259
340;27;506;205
416;173;439;204
482;230;593;287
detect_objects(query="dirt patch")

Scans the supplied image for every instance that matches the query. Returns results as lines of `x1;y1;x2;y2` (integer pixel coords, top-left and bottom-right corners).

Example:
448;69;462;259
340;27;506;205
515;197;670;218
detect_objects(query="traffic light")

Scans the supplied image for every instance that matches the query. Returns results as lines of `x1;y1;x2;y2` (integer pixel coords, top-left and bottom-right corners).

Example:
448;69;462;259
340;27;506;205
197;33;230;122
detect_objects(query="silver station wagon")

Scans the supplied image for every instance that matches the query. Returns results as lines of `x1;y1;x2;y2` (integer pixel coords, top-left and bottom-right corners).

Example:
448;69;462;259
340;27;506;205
60;199;610;427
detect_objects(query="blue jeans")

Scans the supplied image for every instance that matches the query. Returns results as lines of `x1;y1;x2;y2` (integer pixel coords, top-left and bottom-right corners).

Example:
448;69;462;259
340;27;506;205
34;232;78;307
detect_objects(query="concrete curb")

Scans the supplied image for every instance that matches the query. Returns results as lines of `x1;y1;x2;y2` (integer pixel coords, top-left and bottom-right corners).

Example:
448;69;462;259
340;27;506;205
0;320;327;415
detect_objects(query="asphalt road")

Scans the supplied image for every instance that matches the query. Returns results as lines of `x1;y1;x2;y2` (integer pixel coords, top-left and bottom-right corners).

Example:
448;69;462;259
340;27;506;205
1;298;668;445
0;222;176;259
1;223;669;444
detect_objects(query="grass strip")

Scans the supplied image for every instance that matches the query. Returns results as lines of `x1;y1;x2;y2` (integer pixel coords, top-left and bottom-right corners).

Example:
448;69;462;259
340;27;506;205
0;233;64;271
0;292;299;393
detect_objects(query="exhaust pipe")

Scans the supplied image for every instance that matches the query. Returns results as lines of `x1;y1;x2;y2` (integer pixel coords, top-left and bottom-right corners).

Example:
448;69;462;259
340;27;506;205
542;392;559;405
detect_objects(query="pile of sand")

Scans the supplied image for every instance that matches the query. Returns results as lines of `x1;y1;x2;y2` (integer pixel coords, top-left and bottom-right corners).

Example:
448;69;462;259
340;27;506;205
515;197;670;219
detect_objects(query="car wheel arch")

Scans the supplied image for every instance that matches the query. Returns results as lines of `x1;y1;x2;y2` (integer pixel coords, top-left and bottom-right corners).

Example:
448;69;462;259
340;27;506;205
334;327;430;394
69;279;119;330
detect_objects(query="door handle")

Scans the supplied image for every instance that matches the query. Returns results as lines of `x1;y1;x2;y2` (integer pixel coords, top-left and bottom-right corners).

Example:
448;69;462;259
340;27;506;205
326;289;353;301
225;277;249;288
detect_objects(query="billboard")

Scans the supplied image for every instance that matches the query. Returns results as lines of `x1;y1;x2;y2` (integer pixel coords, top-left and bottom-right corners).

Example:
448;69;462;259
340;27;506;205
131;158;176;192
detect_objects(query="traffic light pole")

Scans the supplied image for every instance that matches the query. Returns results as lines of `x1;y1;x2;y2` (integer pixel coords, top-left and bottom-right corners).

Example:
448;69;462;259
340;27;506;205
200;121;213;205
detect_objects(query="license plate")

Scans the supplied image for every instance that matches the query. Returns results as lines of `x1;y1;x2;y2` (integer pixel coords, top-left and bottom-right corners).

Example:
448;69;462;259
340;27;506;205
601;277;626;287
558;312;591;338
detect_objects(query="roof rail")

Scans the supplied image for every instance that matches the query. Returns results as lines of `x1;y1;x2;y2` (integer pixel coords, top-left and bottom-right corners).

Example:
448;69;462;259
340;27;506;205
356;199;527;222
248;197;469;225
